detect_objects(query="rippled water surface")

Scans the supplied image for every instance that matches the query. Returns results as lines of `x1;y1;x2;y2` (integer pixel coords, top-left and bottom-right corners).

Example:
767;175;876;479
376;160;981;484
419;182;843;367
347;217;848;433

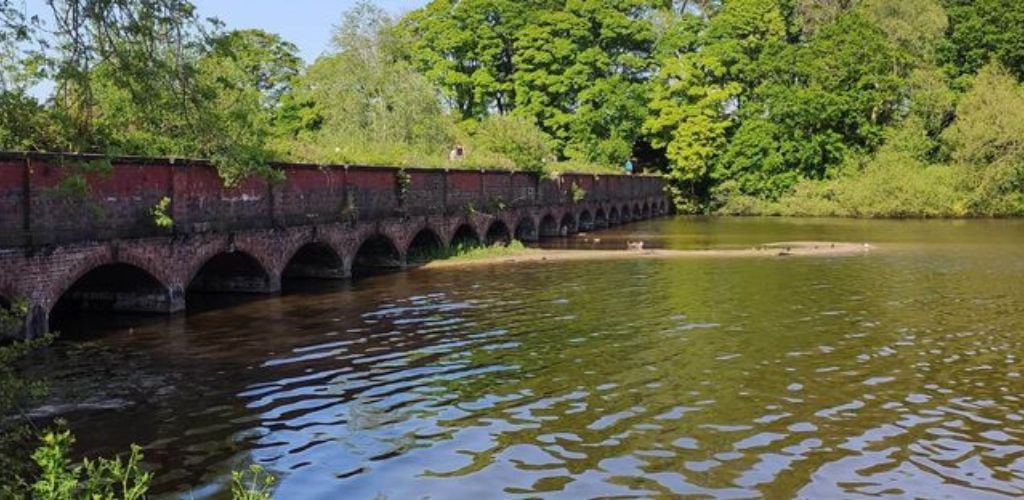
30;217;1024;498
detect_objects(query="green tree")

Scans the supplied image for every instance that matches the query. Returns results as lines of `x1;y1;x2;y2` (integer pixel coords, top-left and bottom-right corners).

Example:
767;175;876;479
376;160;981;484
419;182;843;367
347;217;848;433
941;0;1024;84
46;0;210;152
861;0;947;59
715;13;906;200
0;1;59;151
513;1;659;164
467;113;554;172
278;1;454;165
793;0;854;36
208;30;302;110
403;0;535;118
405;0;661;166
194;29;303;183
38;1;287;182
644;0;786;204
942;63;1024;214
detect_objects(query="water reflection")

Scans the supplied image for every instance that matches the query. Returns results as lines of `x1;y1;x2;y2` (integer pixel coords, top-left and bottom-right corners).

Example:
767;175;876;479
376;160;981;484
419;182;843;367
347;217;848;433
26;217;1024;498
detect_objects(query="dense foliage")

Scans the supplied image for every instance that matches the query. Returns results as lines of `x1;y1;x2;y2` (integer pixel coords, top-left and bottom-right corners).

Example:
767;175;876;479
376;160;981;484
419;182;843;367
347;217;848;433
2;0;1024;212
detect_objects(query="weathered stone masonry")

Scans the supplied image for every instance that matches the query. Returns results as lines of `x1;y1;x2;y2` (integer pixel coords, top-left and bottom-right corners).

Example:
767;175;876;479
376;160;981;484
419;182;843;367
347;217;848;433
0;153;669;338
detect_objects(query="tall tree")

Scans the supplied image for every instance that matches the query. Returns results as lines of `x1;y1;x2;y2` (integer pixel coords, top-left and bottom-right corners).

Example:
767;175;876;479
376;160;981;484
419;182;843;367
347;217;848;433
644;0;786;203
940;0;1024;85
714;12;906;199
405;0;661;165
278;1;453;164
515;0;659;165
403;0;537;118
45;0;211;152
0;1;55;151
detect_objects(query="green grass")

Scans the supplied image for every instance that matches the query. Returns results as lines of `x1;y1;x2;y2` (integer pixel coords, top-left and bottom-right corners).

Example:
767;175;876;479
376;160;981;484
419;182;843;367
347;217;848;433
409;240;529;264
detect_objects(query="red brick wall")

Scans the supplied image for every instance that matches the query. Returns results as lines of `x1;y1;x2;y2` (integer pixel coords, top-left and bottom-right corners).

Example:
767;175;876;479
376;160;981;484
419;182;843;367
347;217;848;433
0;154;666;248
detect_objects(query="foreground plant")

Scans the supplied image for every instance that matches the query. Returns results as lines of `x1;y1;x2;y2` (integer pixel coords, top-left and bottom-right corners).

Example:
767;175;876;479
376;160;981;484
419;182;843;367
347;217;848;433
31;429;151;500
231;465;276;500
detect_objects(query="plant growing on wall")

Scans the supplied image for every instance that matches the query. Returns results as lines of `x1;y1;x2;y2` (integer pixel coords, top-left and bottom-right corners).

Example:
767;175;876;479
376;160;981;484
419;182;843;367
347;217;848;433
484;198;507;214
150;197;173;229
571;182;587;204
339;187;359;223
54;159;114;199
51;158;114;221
395;169;412;207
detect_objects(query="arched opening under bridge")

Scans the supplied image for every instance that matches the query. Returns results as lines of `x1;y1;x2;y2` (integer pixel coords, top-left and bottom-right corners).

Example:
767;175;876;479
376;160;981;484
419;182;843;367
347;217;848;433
451;224;481;249
539;214;559;238
282;242;345;281
407;228;445;265
485;220;512;246
352;234;403;278
515;217;538;242
50;263;180;336
190;251;274;294
559;213;578;235
578;210;594;231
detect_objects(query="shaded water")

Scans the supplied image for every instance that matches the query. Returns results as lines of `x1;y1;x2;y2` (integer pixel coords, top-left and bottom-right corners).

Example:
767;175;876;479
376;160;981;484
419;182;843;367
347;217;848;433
26;217;1024;498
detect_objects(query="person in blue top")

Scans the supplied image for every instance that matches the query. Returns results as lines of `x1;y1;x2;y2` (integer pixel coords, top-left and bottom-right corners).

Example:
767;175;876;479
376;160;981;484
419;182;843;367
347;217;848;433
623;158;634;175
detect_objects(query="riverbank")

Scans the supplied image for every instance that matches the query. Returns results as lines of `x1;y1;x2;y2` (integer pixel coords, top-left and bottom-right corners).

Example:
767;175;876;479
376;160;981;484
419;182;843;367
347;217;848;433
420;241;871;270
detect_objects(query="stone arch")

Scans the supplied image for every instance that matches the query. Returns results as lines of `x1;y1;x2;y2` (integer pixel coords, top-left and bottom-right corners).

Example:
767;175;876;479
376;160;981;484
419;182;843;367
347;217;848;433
633;204;642;219
49;262;182;335
189;251;275;295
539;213;559;238
559;212;578;235
642;202;651;219
621;204;632;222
407;227;445;264
351;233;403;278
514;216;538;242
578;210;594;231
282;242;346;281
609;207;621;225
595;208;608;228
51;251;175;307
661;200;669;215
485;219;512;246
451;224;481;248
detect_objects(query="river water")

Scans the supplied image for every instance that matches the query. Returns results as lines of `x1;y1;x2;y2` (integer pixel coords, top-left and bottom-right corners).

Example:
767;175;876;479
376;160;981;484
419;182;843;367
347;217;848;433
26;217;1024;498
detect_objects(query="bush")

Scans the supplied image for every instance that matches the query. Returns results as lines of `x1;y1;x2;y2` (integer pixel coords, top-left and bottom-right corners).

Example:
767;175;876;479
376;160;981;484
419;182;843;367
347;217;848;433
833;157;965;217
31;428;151;500
942;63;1024;215
467;115;554;173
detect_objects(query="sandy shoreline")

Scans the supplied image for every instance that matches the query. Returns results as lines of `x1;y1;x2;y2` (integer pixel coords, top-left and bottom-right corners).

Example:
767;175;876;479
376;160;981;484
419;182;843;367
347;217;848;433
420;241;872;270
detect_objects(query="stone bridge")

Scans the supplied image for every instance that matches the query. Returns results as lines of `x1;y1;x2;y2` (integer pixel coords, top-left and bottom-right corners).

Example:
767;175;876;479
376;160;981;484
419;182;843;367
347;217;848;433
0;153;668;338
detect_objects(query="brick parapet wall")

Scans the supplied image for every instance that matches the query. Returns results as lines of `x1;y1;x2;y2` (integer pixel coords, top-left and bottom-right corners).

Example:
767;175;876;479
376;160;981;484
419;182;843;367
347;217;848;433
0;153;665;248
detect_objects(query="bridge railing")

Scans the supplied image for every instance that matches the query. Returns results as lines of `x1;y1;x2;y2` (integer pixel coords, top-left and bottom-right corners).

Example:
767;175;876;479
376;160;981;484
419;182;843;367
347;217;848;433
0;153;666;248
